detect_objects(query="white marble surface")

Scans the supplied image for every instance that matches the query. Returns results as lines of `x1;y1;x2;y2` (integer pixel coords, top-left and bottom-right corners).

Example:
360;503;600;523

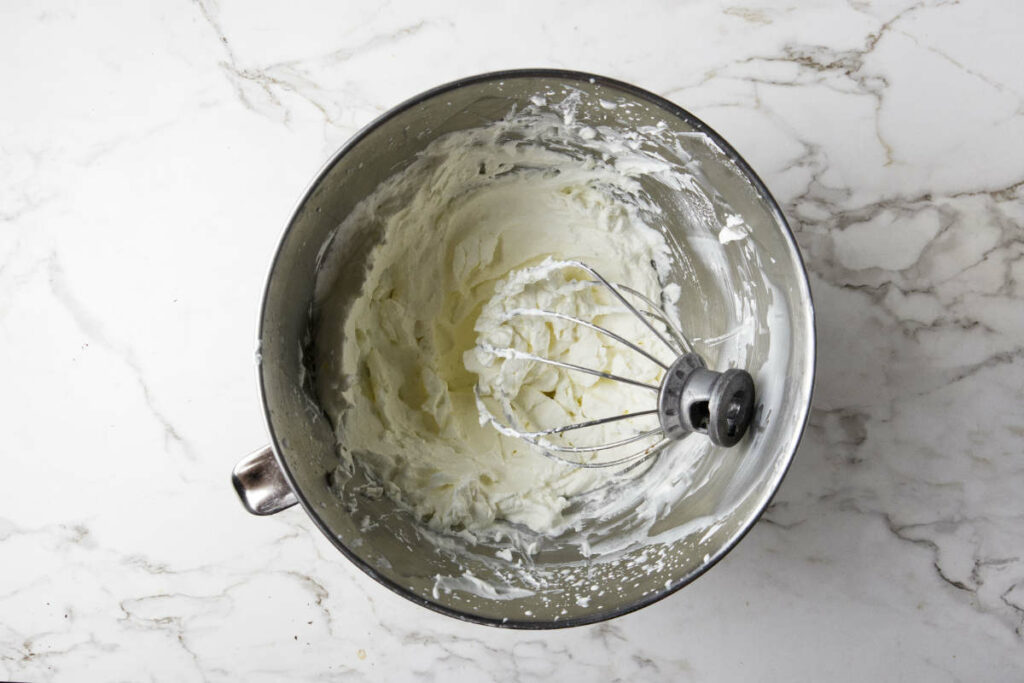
2;0;1022;680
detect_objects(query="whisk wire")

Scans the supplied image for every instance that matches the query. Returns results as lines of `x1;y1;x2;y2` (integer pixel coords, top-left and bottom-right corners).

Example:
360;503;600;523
568;261;681;355
604;282;694;354
498;308;671;370
540;438;672;469
501;408;660;438
530;428;664;454
478;343;661;393
474;386;667;468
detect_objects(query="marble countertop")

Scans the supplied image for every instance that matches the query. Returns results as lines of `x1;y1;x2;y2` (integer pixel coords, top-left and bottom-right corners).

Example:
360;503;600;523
3;1;1022;680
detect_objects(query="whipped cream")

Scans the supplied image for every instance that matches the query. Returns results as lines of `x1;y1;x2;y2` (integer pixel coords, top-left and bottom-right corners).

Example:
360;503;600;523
314;112;675;536
469;258;671;467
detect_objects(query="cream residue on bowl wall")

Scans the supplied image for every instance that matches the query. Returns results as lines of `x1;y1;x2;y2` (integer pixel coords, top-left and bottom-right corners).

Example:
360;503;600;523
312;88;776;615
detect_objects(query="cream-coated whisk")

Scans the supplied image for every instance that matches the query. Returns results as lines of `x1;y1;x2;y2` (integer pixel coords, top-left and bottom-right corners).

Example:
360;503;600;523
475;260;756;468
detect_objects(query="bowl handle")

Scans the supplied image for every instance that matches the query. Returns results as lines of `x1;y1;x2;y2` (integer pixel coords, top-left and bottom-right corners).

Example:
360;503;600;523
231;445;298;515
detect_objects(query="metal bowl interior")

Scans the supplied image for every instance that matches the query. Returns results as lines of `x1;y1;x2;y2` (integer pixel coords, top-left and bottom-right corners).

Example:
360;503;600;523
257;70;815;628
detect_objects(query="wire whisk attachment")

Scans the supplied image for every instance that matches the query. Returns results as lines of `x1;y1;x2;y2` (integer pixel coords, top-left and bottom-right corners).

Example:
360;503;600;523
473;260;755;468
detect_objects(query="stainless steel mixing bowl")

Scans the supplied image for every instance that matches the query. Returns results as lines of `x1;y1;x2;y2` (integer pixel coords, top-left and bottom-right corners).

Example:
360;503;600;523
232;69;815;628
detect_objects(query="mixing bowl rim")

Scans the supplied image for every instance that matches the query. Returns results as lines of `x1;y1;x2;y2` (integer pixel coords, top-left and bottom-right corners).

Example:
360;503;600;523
257;68;816;629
